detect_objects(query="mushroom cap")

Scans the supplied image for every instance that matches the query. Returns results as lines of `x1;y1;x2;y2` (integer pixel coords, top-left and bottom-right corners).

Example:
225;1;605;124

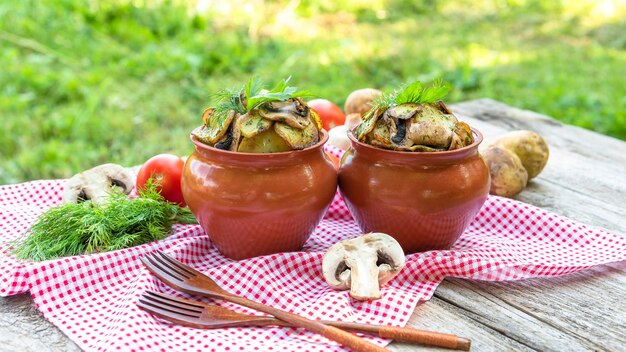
322;232;405;300
63;163;134;204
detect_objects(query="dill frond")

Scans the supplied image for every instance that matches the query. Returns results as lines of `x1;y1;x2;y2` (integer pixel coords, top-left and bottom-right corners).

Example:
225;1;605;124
395;79;450;105
373;79;451;110
11;182;197;261
246;76;312;111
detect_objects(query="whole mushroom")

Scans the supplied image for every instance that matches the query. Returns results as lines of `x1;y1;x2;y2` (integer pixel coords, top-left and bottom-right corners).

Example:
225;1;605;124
63;164;134;204
322;233;405;301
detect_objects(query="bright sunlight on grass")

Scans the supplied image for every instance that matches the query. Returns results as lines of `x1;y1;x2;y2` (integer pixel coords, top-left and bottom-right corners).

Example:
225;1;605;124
1;0;625;184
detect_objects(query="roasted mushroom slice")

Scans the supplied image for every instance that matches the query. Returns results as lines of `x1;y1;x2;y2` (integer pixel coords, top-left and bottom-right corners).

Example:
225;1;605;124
386;103;420;120
193;108;238;145
450;121;473;150
355;108;382;140
322;233;405;301
371;116;393;148
258;99;311;129
198;109;237;145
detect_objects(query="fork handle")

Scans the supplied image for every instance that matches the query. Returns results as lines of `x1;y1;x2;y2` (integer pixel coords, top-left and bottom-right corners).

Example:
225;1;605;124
223;294;388;352
323;321;470;351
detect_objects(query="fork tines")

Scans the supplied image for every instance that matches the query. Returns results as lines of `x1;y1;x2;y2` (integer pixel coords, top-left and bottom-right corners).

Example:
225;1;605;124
137;291;203;320
140;250;196;282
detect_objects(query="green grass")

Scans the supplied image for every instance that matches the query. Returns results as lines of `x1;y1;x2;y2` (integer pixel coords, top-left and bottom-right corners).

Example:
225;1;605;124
1;0;625;184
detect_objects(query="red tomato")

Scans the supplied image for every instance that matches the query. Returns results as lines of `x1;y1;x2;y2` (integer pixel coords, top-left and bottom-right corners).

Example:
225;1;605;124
136;154;186;206
308;99;346;131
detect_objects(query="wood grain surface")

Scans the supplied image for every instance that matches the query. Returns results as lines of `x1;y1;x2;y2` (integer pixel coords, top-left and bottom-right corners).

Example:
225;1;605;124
1;99;624;352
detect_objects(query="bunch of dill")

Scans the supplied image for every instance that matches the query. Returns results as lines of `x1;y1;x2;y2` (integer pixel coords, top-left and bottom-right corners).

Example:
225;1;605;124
12;183;197;261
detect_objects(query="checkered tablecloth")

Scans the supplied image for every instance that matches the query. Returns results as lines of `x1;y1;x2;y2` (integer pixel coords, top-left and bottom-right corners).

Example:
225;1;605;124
1;147;625;352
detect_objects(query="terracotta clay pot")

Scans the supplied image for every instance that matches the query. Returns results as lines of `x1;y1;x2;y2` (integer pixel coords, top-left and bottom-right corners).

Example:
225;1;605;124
338;129;490;253
182;131;337;260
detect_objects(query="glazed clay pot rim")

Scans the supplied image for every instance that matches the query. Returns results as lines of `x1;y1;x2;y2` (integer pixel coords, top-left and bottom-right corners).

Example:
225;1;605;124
190;129;329;162
347;127;483;163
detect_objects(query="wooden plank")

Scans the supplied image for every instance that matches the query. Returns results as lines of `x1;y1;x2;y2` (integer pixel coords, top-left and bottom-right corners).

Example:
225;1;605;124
435;264;626;351
0;293;80;352
388;295;535;352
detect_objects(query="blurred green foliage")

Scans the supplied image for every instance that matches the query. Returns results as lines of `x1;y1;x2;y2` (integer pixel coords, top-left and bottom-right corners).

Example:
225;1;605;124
1;0;625;183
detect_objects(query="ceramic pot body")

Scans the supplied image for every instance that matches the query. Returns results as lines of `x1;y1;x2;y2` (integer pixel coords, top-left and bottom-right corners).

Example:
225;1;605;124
182;131;337;260
338;129;490;253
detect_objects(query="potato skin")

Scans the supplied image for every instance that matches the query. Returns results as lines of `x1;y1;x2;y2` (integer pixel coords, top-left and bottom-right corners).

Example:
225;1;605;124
481;146;529;197
485;130;549;179
344;88;382;116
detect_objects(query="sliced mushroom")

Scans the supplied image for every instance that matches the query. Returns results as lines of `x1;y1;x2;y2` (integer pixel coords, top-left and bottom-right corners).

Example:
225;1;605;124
322;232;405;301
386;103;420;120
258;98;311;129
63;164;134;205
355;108;382;140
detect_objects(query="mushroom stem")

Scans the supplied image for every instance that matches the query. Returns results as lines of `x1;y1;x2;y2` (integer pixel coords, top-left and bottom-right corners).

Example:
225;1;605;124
346;252;381;301
322;232;406;301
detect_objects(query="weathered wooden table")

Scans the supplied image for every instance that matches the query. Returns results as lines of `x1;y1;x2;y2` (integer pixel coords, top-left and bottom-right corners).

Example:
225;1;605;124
1;99;624;352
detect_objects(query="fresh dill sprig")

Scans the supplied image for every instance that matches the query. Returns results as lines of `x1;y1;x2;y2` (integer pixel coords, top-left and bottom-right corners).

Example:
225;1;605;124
11;181;197;261
213;87;246;116
246;76;311;111
373;79;451;109
210;76;311;117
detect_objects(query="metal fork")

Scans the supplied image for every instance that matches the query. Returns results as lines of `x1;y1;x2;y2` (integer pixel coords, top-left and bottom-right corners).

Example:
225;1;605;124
140;250;388;352
138;290;471;350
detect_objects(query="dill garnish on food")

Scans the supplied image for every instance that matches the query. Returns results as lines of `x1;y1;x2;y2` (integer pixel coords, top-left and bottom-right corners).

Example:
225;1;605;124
12;181;197;261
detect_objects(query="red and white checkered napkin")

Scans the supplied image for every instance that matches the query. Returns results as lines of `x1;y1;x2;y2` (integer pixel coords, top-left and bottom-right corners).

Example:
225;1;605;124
1;158;625;352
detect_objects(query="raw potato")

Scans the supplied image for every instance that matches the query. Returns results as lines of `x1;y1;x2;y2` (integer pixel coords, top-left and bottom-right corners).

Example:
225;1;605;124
345;113;362;129
344;88;382;116
485;130;549;179
480;130;549;197
481;146;528;197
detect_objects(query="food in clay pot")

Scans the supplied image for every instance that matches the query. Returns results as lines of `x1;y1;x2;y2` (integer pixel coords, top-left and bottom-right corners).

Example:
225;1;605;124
192;77;323;153
355;81;473;152
182;77;337;260
338;80;490;253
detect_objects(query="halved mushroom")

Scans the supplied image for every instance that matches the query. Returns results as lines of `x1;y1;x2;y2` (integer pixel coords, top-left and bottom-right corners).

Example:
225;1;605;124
322;232;405;301
63;164;134;205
